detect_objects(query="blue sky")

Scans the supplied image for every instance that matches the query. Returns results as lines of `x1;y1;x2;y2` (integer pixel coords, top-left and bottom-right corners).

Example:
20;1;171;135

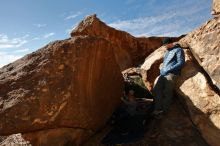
0;0;212;67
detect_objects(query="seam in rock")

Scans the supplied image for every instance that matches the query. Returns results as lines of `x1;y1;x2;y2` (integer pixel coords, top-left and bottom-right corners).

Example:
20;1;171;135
188;47;220;97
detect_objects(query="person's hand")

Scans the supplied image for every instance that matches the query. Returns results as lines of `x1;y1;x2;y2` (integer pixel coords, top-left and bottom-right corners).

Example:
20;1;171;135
160;69;166;75
146;83;153;92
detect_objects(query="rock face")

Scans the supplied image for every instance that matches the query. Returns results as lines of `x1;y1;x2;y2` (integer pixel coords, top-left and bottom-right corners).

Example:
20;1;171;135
71;14;181;71
177;7;220;146
141;46;220;146
212;0;220;16
0;36;123;145
179;16;220;90
176;55;220;146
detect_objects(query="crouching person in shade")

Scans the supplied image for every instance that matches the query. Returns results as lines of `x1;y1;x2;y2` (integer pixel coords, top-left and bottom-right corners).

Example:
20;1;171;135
153;38;185;116
121;90;138;116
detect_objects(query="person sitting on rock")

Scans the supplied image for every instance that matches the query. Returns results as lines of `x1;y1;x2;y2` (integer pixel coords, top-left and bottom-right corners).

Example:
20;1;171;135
121;90;138;116
121;89;153;116
153;38;185;116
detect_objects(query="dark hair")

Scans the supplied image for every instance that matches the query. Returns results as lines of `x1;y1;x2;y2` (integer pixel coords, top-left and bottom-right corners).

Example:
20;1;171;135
162;37;172;45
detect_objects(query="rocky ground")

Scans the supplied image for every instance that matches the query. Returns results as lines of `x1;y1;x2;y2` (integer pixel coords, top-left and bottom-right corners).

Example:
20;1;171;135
83;98;209;146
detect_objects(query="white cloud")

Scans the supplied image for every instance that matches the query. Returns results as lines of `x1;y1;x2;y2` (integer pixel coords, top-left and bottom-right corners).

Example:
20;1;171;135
32;37;40;40
109;13;176;30
34;24;47;28
65;28;72;34
14;48;29;53
0;51;23;67
65;23;78;34
108;1;210;37
108;13;179;36
43;32;55;38
0;34;29;49
64;11;82;20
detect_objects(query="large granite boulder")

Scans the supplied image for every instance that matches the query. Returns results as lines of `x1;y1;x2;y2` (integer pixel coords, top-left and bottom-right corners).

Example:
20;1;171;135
212;0;220;16
179;16;220;90
71;14;181;70
176;54;220;146
0;36;123;145
141;47;220;146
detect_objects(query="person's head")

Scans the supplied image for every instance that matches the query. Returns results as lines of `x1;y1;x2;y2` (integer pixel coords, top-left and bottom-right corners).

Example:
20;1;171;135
128;90;135;101
162;37;174;49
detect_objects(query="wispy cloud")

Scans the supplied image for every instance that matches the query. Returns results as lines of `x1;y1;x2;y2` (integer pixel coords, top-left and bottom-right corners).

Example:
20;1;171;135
109;14;176;30
14;48;29;53
108;1;211;37
0;34;29;49
32;37;40;40
43;32;55;38
64;11;82;20
108;14;179;36
34;23;47;28
0;51;23;67
65;23;78;34
65;28;72;34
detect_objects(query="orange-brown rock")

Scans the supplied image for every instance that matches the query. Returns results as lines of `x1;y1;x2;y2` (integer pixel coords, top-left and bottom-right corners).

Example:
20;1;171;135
0;36;123;145
24;128;92;146
71;14;181;71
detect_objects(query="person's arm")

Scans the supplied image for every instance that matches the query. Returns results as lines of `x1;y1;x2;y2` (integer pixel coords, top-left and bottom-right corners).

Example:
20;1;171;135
164;48;185;74
121;96;131;105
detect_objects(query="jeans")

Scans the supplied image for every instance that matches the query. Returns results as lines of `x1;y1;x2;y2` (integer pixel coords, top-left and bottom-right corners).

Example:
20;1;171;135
153;73;178;112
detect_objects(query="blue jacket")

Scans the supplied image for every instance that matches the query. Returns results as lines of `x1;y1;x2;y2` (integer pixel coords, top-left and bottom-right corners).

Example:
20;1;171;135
160;46;185;76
